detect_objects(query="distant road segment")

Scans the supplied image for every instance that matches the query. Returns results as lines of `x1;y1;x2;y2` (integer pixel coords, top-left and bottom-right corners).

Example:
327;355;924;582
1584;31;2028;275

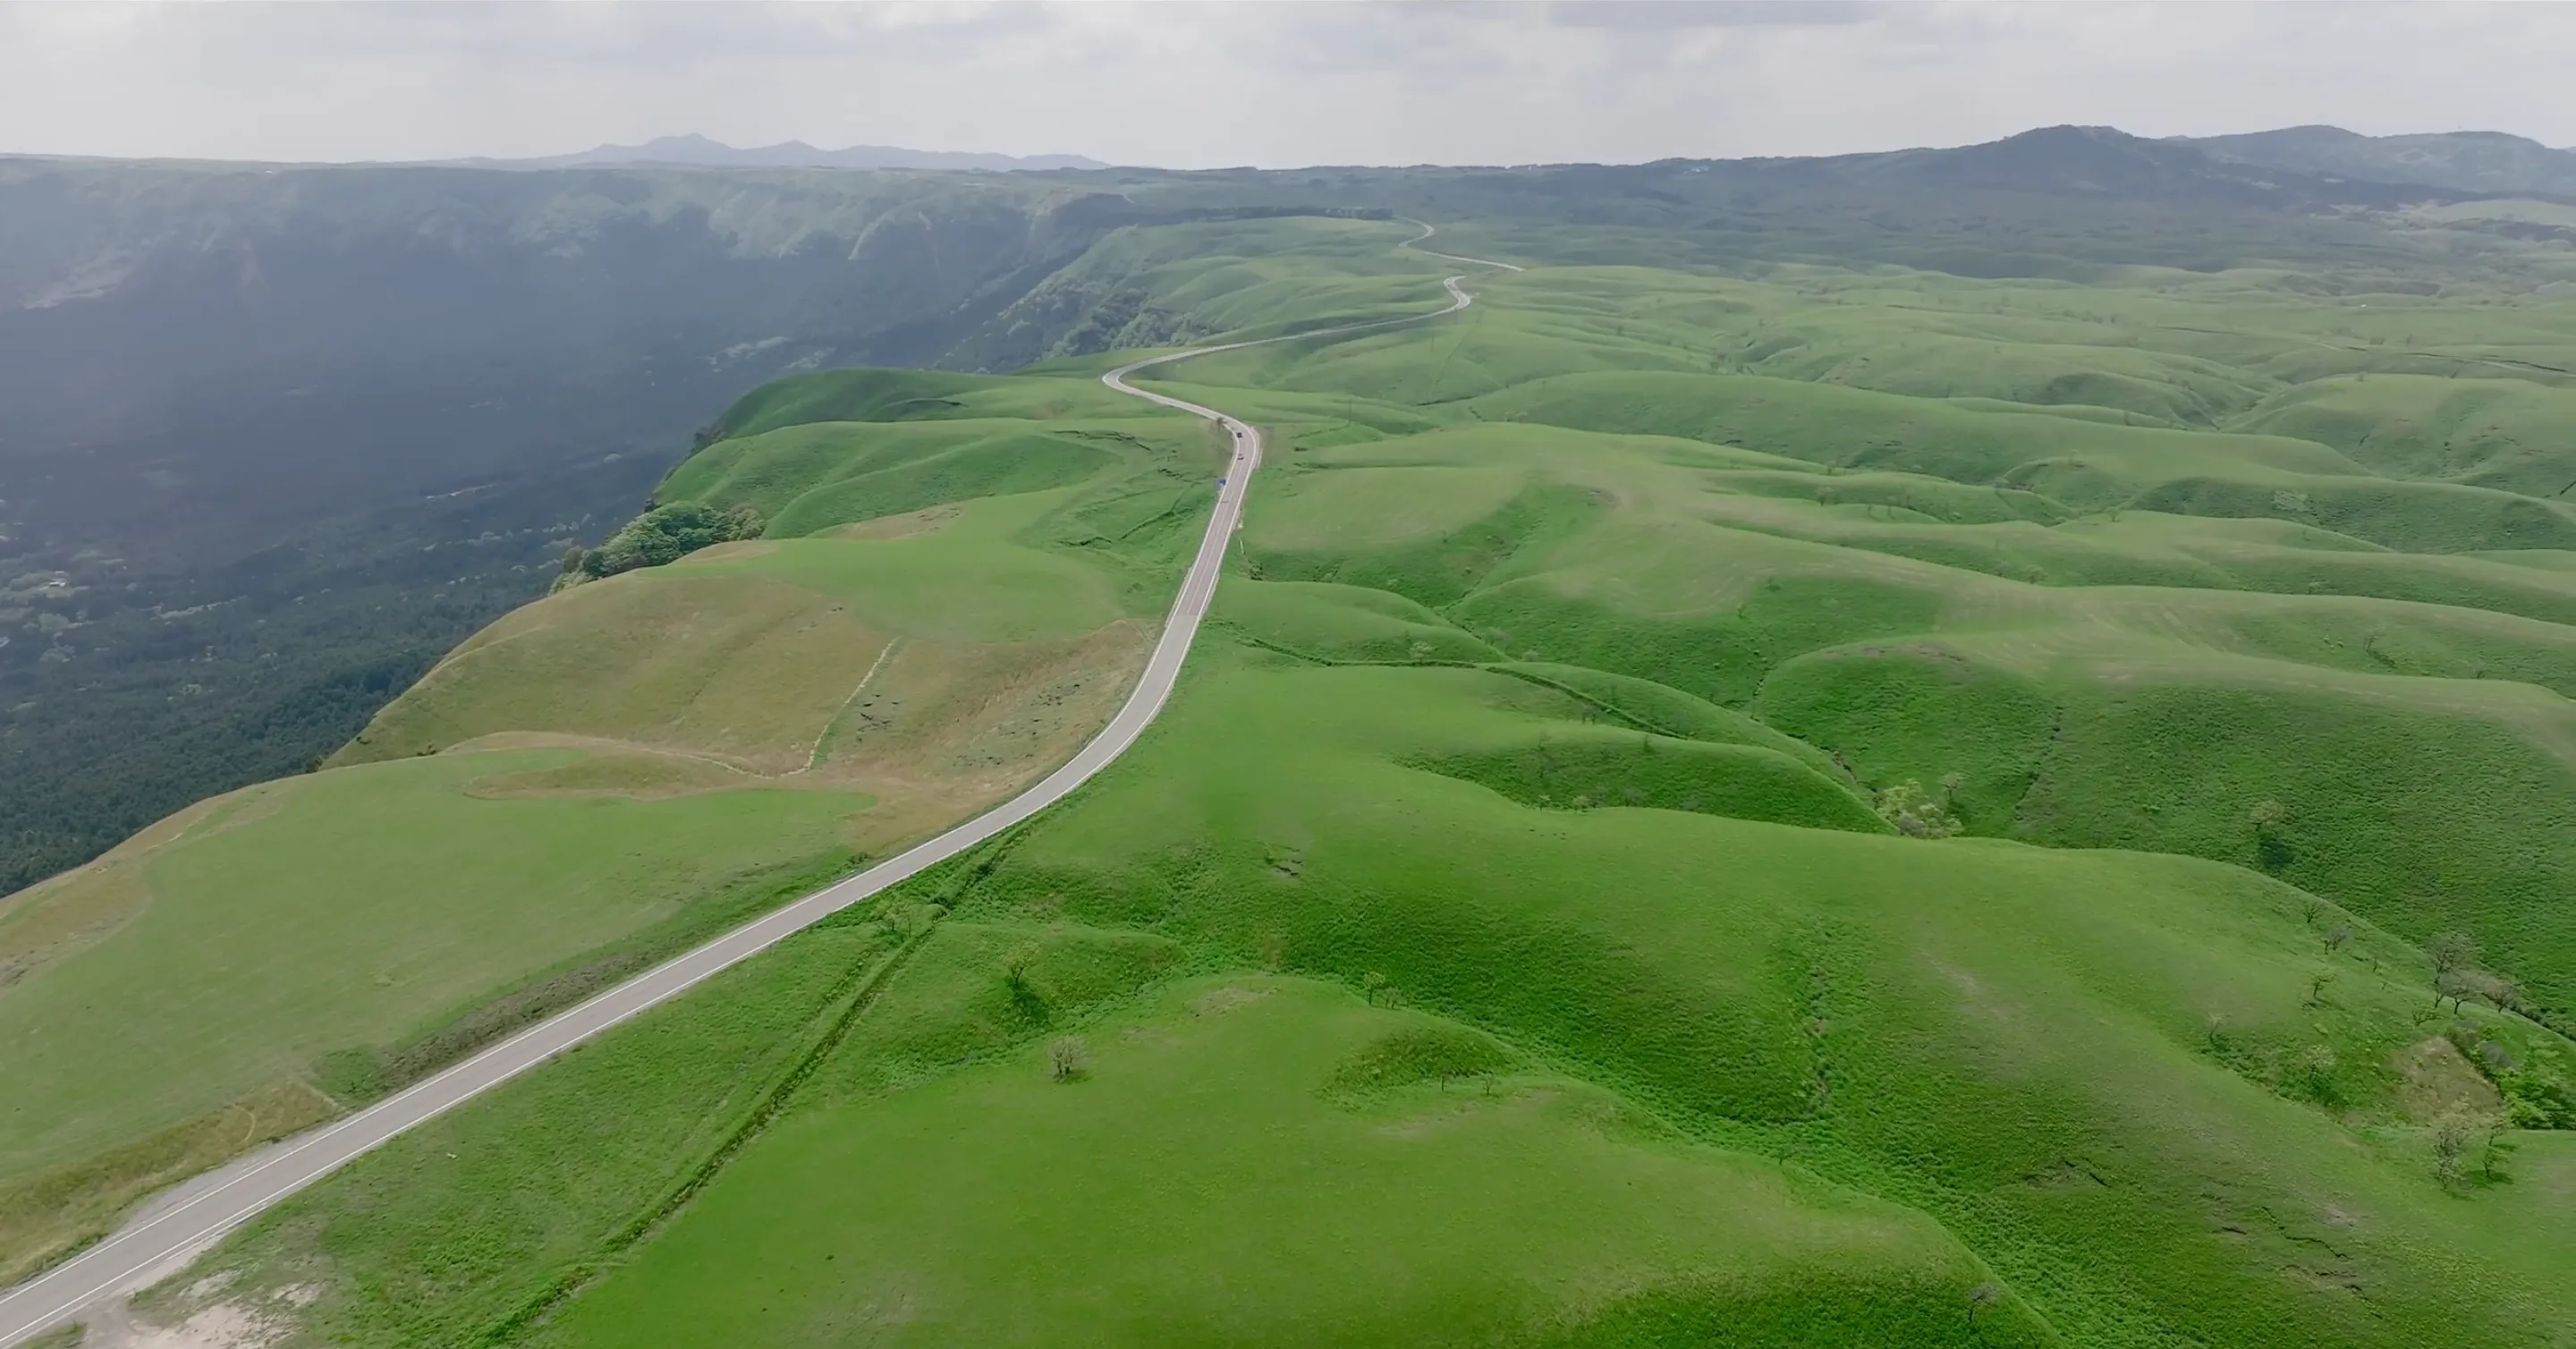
0;233;1510;1346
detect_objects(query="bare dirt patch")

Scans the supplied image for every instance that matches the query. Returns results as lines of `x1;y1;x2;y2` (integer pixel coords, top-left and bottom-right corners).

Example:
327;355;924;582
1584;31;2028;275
83;1291;292;1349
2389;1036;2503;1123
1189;985;1273;1017
834;505;964;540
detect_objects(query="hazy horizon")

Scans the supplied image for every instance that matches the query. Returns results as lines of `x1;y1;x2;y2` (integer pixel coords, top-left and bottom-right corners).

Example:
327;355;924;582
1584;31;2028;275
3;2;2572;170
13;121;2563;175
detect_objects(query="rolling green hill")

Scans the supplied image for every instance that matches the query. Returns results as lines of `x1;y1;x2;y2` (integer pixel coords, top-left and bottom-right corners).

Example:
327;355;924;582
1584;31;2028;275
0;366;1221;1283
13;205;2576;1347
18;120;2576;907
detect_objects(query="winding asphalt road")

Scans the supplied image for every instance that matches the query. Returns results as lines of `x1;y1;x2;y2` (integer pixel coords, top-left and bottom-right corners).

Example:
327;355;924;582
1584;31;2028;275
0;226;1518;1346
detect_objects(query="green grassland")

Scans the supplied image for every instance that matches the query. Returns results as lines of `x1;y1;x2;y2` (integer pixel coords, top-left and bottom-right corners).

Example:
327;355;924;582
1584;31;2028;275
24;212;2576;1345
2237;373;2576;498
537;974;2030;1349
1148;250;2576;1030
168;643;2576;1348
0;367;1219;1281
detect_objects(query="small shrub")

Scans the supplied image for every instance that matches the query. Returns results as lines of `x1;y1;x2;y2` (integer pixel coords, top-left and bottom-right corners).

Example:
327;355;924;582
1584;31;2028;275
1874;780;1962;838
2251;801;2294;870
572;501;767;581
1002;945;1050;1026
1002;945;1038;993
1046;1036;1089;1082
2300;1044;2339;1103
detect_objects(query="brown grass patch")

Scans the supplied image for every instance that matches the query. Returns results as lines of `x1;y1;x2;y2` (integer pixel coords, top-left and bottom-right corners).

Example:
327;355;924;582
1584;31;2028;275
0;1080;339;1286
2388;1036;2503;1124
812;619;1156;852
333;573;894;775
833;505;964;540
461;742;758;799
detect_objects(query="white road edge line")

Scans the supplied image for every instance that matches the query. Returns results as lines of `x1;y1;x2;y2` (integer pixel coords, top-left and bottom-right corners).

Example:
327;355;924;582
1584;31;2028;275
0;222;1515;1347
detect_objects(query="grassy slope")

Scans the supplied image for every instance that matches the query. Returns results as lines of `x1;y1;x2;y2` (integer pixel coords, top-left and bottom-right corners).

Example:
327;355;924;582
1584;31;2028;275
956;651;2575;1348
539;975;2027;1349
0;752;861;1180
0;368;1213;1280
30;215;2576;1346
2235;373;2576;498
194;646;2576;1348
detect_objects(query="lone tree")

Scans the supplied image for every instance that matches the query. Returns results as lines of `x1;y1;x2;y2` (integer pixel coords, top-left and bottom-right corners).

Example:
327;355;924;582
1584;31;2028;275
1966;1282;2004;1338
2479;1114;2519;1182
2430;1109;2488;1188
2427;930;2481;1009
1046;1036;1090;1082
2323;924;2352;958
2249;800;2293;870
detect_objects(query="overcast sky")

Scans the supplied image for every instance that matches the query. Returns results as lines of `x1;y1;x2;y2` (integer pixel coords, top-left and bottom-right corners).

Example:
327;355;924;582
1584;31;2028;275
3;2;2572;168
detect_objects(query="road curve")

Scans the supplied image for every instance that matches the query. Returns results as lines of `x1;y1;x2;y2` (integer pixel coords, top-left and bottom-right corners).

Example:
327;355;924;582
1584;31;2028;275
1398;216;1525;274
0;231;1513;1347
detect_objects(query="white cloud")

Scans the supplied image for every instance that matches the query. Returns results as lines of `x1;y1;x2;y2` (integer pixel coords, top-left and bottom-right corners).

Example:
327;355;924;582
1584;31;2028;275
0;2;2568;167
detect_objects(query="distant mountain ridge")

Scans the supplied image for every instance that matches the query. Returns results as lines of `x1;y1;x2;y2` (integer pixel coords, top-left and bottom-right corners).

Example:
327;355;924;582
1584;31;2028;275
1790;123;2474;211
478;133;1106;173
2173;125;2576;199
